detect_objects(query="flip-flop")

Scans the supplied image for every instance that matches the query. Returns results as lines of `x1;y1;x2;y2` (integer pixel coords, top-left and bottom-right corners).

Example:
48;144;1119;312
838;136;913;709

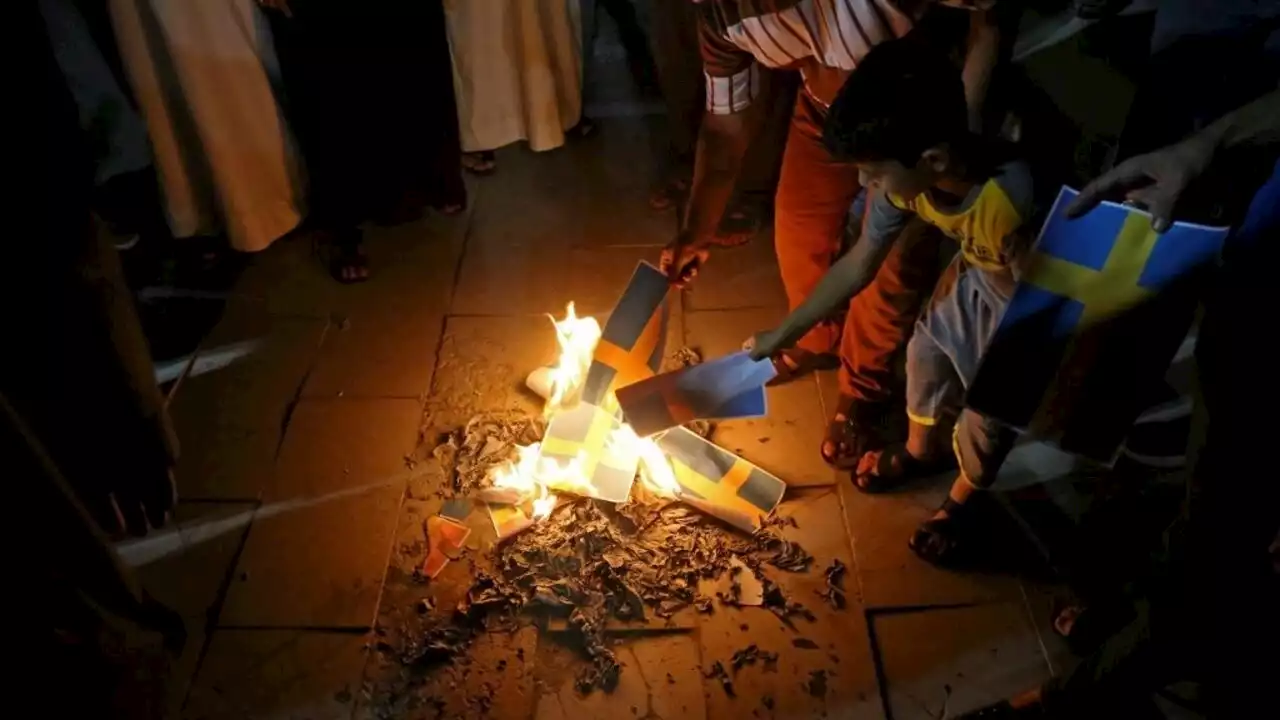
462;151;496;176
318;228;369;284
853;444;957;493
909;498;972;566
649;176;689;211
712;202;767;247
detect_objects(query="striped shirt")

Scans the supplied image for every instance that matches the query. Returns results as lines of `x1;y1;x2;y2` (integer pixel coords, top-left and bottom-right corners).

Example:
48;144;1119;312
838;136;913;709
699;0;916;114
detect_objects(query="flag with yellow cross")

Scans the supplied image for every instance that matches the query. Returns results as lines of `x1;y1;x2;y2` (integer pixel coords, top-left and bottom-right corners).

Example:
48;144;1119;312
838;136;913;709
967;186;1229;462
537;262;671;502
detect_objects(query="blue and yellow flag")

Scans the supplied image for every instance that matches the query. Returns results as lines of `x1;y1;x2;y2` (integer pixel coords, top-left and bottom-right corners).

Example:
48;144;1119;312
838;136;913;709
968;186;1228;462
657;427;785;532
616;351;774;437
539;401;639;503
580;262;671;409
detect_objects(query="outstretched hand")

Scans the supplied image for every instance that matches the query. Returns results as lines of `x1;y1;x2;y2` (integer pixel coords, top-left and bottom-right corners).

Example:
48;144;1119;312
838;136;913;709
743;330;782;361
1065;134;1216;232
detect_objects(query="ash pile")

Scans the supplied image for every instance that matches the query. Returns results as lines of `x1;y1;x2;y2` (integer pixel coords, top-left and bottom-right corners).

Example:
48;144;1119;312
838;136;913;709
365;411;847;714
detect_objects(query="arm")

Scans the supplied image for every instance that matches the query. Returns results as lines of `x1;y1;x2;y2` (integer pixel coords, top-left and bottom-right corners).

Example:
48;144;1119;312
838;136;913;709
1067;88;1280;229
961;8;1001;132
749;192;909;359
682;109;755;245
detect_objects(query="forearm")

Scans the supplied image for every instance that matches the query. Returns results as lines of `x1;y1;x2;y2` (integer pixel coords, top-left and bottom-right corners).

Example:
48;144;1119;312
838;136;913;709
1200;88;1280;151
961;9;1000;132
767;239;893;352
682;111;752;242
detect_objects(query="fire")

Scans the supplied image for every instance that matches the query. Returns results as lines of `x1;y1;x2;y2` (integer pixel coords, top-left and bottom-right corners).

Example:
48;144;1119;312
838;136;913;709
485;302;682;527
544;302;601;415
611;423;681;498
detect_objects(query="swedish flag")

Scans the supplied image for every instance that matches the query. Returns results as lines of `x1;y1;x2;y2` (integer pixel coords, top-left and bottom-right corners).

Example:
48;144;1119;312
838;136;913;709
968;187;1228;461
581;262;671;408
657;427;785;532
539;401;638;503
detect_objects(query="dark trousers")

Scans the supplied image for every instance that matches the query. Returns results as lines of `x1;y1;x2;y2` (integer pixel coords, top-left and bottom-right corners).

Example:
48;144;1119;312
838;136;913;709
269;0;465;230
776;94;942;402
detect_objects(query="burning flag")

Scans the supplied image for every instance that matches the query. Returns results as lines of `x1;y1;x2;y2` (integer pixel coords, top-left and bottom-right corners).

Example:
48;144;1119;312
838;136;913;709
539;401;640;503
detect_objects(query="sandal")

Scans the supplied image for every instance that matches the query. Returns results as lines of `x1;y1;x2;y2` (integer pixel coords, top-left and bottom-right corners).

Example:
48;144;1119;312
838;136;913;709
462;151;496;176
820;394;881;470
649;176;689;211
712;201;768;247
767;348;838;387
322;228;369;284
909;498;972;566
853;444;956;493
569;116;597;139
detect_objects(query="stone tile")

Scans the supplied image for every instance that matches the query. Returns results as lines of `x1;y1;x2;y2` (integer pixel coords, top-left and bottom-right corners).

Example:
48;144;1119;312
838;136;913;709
838;480;1023;610
168;311;328;500
304;305;446;399
699;489;882;720
1019;582;1075;680
231;236;339;319
328;217;467;318
362;625;538;720
451;244;664;317
184;629;368;720
423;315;559;430
218;482;403;629
132;502;255;715
135;502;256;618
269;398;421;501
684;232;788;311
685;309;838;487
534;634;705;720
873;602;1050;720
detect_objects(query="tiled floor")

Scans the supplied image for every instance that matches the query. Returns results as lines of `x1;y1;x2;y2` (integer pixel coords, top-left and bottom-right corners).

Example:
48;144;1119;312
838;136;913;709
131;38;1079;720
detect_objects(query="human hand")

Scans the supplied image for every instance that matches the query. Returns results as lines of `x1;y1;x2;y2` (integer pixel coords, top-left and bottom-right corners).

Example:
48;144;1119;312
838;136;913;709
659;235;710;287
1065;133;1216;232
743;329;782;361
257;0;292;17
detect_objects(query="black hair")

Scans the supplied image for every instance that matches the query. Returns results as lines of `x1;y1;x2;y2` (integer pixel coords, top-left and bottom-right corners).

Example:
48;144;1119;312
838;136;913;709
823;36;970;167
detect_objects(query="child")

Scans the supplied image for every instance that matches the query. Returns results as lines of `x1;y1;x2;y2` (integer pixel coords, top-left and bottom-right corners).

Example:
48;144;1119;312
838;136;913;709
747;37;1033;566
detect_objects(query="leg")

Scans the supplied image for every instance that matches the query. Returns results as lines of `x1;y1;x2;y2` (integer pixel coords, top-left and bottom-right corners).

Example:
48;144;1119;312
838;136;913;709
838;216;943;404
910;408;1017;565
646;0;701;209
773;93;862;358
853;323;962;491
714;68;800;245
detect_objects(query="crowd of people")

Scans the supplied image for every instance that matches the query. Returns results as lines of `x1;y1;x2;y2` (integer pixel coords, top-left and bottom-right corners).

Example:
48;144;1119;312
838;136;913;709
21;0;1280;717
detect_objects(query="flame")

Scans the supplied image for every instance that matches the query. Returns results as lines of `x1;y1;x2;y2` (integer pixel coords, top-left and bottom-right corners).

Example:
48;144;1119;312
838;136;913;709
610;424;681;499
531;487;557;519
544;302;601;415
482;302;685;527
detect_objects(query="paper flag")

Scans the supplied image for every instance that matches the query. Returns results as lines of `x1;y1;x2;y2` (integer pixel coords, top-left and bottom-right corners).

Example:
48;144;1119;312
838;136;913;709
615;351;775;436
968;186;1229;462
538;401;638;502
422;514;471;578
657;427;786;533
580;262;671;408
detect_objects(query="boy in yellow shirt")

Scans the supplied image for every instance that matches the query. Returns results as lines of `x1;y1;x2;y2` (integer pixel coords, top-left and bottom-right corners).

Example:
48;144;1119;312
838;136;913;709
749;38;1034;566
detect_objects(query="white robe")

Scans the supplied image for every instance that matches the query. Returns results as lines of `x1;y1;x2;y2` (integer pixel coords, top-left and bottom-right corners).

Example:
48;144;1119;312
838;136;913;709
108;0;304;252
446;0;584;153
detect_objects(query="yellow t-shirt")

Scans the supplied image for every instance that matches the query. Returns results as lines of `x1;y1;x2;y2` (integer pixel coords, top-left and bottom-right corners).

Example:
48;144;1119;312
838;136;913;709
870;160;1035;272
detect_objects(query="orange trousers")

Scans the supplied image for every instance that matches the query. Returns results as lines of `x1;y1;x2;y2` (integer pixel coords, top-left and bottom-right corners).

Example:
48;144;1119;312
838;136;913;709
774;92;941;402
